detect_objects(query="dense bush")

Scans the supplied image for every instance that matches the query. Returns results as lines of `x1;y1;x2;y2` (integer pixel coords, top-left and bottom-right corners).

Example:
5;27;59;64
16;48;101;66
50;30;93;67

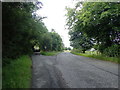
72;48;83;53
103;45;120;57
2;2;39;59
2;2;64;65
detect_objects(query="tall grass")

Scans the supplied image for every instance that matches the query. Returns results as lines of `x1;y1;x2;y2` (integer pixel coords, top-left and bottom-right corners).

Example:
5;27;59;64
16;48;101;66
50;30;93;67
2;55;32;88
71;51;119;64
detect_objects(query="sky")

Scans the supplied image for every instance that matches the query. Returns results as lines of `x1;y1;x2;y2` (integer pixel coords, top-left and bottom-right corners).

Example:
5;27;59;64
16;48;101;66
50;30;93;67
36;0;78;47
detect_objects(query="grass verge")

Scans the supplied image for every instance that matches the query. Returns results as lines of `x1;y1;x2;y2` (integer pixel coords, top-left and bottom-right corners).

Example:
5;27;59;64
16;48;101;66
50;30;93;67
40;51;62;56
2;55;32;88
71;51;119;64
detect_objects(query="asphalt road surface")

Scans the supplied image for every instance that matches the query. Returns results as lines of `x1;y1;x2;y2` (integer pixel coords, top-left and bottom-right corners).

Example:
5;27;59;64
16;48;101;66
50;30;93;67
32;52;119;88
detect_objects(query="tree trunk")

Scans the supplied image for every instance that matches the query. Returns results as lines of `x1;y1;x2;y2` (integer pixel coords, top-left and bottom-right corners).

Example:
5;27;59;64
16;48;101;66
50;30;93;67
82;50;85;53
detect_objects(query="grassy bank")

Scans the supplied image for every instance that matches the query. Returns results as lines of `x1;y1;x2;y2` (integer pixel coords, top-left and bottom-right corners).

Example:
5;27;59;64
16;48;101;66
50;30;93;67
71;51;119;64
40;51;62;56
2;55;32;88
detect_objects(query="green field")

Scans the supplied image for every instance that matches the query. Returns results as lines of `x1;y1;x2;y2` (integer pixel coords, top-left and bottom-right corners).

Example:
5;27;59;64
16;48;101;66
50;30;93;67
40;51;62;56
2;55;32;88
71;51;119;64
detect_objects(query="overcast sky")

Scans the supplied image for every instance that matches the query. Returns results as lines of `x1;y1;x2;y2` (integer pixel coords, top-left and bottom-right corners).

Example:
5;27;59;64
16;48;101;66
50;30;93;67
36;0;77;47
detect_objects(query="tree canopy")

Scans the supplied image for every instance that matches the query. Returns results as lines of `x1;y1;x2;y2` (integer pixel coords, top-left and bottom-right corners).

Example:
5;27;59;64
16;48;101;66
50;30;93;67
66;2;120;56
3;2;64;65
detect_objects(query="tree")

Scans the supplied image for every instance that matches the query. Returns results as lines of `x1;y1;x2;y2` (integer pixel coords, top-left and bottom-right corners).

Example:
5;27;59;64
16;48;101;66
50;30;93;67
66;6;94;53
67;47;71;50
49;31;63;51
66;2;120;56
2;2;61;65
3;2;64;66
69;30;93;53
3;2;38;59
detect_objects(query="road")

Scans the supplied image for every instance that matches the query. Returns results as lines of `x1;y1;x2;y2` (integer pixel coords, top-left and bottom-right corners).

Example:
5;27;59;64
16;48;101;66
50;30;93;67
32;52;119;88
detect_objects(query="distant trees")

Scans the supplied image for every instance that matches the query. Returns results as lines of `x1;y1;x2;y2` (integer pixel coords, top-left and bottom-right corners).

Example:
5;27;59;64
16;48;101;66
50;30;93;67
66;2;120;56
64;47;71;50
50;31;63;51
41;31;63;51
3;2;63;65
69;30;93;53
